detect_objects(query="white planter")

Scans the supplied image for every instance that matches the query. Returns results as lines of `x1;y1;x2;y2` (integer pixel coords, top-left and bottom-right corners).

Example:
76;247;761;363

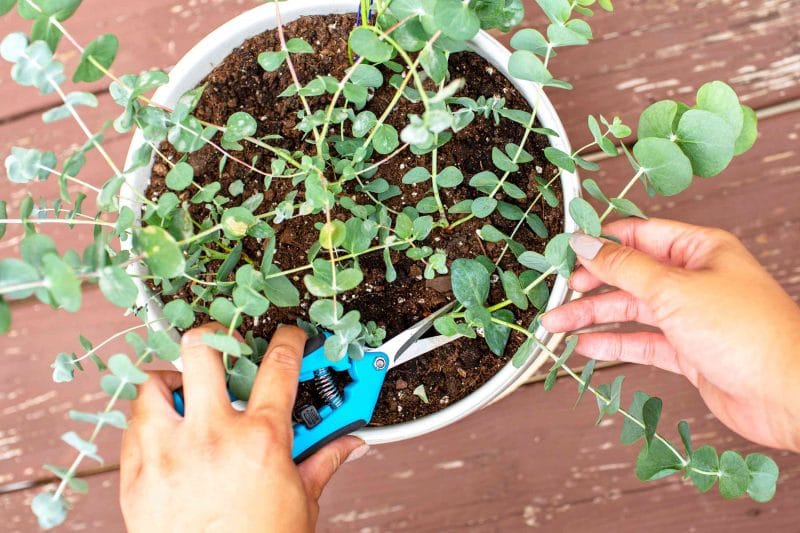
121;0;580;446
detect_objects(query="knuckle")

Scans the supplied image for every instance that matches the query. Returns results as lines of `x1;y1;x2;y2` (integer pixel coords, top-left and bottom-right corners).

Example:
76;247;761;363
699;227;741;257
602;245;637;274
641;336;658;366
606;334;624;362
265;343;301;370
622;295;640;323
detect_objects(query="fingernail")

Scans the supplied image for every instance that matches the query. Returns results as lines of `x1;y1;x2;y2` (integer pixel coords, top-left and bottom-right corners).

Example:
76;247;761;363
569;233;603;260
344;443;370;464
538;313;551;332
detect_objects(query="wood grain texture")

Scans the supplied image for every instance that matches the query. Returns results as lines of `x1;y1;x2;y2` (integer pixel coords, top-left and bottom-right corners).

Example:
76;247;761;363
0;0;798;530
2;364;799;533
0;0;798;148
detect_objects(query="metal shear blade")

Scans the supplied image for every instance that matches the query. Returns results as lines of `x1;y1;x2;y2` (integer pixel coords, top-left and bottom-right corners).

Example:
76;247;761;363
370;301;461;369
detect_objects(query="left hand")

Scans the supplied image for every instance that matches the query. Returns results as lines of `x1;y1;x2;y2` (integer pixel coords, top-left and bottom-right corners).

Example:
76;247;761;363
120;322;367;533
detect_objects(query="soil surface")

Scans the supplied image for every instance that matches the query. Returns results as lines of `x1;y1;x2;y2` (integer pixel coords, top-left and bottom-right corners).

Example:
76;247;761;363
146;14;563;425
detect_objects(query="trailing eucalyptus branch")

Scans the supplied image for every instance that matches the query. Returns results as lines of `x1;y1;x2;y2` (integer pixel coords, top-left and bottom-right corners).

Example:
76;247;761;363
0;0;772;528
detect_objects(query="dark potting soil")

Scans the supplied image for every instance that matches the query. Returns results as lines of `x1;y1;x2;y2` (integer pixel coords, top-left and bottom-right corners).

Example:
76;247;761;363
146;13;563;425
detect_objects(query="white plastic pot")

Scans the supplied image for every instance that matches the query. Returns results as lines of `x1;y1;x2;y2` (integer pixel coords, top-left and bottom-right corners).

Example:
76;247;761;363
122;0;580;446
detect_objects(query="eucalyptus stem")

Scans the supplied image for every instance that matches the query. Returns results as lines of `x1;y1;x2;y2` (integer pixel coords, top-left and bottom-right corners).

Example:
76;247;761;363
491;317;691;469
273;1;322;148
430;138;447;222
51;351;150;501
38;165;102;193
0;218;115;228
261;238;415;281
447;49;554;231
73;318;167;364
85;56;299;177
599;168;644;220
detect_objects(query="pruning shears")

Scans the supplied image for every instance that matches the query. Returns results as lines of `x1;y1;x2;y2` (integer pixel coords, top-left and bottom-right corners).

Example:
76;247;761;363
172;302;457;462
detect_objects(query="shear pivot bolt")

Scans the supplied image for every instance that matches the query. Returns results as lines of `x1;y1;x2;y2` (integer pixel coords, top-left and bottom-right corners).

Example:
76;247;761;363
374;356;387;370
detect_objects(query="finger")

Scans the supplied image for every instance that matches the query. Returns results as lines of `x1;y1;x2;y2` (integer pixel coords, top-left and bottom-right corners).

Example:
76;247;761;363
569;265;603;293
247;325;307;419
599;217;717;268
131;371;184;422
542;290;658;332
180;323;232;418
298;436;368;501
120;425;142;495
575;331;681;374
569;233;676;303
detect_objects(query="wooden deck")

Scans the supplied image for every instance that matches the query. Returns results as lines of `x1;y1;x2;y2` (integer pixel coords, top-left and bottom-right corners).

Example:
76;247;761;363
1;0;799;531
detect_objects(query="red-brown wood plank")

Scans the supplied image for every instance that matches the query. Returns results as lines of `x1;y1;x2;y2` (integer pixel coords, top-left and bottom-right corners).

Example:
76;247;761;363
0;0;798;149
1;106;796;492
3;364;799;532
0;289;142;488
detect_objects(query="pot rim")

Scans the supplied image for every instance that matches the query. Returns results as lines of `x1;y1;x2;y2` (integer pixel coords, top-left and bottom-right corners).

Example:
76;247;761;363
120;0;579;445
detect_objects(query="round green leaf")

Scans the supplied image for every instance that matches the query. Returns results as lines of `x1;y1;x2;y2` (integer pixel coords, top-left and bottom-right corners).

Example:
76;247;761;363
450;258;489;308
745;453;779;502
224;111;257;141
134;225;185;279
309;299;343;328
221;207;256;239
73;34;118;83
0;32;27;62
402;166;431;184
98;265;137;308
508;50;552;84
163;299;195;328
568;197;601;237
637;100;678;140
471;196;497;218
433;0;480;41
696;81;743;135
258;50;287;72
229;356;258;400
31;492;68;530
632;137;693;196
42;254;81;312
209;298;242;328
676;109;736;178
263;267;300;307
734;105;757;156
348;64;383;88
719;450;750;499
509;28;549;56
0;258;40;299
349;27;393;63
108;353;148;384
372;123;399;155
165;161;194;191
285;37;313;54
319;220;346;250
437;166;463;187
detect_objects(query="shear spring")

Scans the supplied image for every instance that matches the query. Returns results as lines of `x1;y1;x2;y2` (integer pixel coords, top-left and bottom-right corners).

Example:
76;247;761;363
314;368;343;409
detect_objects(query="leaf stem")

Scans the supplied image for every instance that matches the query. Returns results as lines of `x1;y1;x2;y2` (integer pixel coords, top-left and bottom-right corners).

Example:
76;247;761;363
491;317;690;468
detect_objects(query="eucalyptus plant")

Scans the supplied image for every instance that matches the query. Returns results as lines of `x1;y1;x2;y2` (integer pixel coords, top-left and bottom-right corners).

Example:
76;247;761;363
0;0;777;528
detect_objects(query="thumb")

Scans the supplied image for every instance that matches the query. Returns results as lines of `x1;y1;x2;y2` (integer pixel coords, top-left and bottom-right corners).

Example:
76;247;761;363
569;233;673;303
297;436;368;500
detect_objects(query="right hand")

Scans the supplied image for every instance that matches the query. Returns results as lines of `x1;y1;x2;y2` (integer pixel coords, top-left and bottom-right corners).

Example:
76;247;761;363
541;218;800;452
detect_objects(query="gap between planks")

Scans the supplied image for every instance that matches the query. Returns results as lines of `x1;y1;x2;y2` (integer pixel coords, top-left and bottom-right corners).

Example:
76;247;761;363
0;360;623;497
1;80;797;499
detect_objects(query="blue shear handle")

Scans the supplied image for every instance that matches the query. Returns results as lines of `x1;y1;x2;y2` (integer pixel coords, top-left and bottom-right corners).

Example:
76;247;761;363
292;350;389;463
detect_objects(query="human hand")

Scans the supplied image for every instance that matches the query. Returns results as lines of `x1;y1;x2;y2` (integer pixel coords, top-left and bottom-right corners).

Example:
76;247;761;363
120;323;368;533
541;218;800;452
